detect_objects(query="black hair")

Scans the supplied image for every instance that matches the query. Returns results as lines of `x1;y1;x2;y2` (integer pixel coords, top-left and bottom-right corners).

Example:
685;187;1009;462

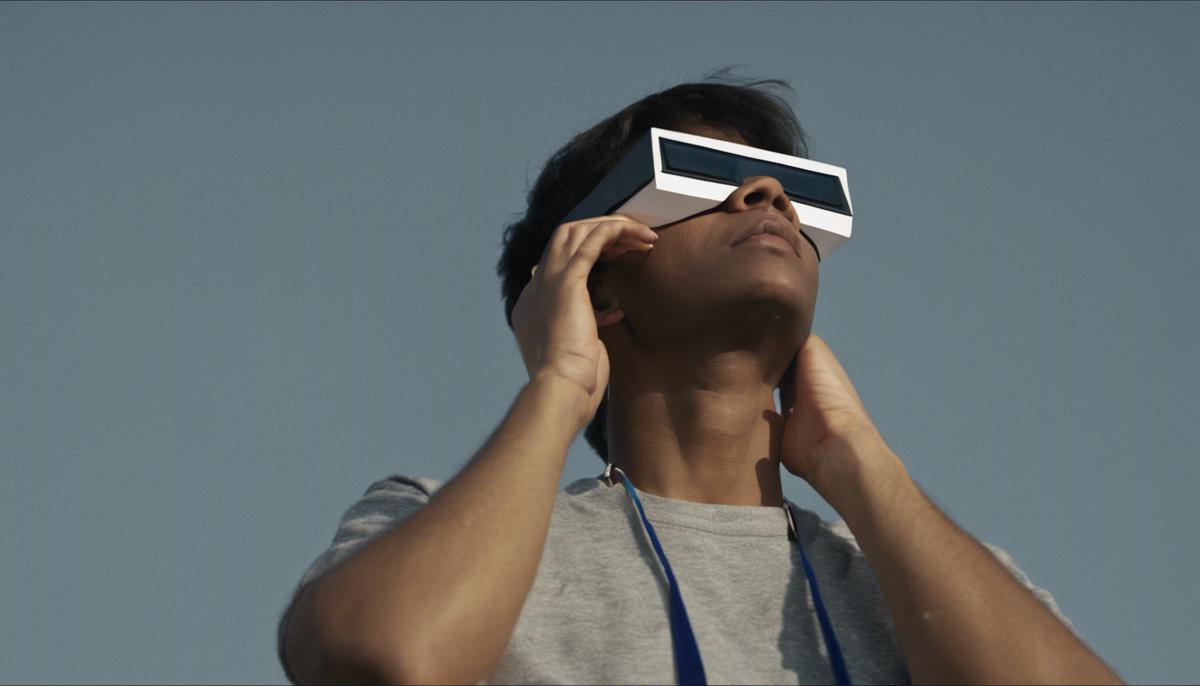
495;67;811;463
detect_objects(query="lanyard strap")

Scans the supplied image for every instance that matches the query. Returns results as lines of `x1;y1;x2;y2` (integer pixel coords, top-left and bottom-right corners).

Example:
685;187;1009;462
604;464;852;686
786;501;853;686
613;467;708;685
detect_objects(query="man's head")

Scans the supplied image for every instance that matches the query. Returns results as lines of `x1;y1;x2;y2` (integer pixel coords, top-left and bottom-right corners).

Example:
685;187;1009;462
497;73;815;463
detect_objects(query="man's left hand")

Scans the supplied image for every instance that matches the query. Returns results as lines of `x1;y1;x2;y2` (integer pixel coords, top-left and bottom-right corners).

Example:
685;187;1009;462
773;333;909;508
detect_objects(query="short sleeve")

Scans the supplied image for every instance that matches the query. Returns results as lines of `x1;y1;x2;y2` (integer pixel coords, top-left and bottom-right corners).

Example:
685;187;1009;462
982;542;1077;635
297;474;444;588
276;474;443;684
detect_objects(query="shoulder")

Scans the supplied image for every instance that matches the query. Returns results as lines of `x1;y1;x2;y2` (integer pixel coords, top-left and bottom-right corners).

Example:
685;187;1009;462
360;474;445;498
330;474;444;526
977;541;1076;631
331;474;445;532
293;474;445;588
791;505;1075;632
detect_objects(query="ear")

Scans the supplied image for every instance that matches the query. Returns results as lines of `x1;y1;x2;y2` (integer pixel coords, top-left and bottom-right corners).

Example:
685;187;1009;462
588;267;626;328
593;300;625;327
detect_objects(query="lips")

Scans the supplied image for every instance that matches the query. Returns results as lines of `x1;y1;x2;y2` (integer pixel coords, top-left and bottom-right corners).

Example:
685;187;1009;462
732;214;802;259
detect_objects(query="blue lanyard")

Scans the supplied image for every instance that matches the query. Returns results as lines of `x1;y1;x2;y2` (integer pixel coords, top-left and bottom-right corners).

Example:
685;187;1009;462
603;464;852;686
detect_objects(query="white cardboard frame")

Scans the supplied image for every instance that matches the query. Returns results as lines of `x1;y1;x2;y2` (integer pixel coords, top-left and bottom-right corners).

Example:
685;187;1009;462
562;127;854;259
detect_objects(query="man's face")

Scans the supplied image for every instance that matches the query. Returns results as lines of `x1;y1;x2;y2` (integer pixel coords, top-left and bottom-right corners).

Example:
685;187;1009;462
593;123;820;352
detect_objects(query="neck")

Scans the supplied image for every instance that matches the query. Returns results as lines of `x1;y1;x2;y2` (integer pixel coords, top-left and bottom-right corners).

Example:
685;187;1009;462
604;349;787;507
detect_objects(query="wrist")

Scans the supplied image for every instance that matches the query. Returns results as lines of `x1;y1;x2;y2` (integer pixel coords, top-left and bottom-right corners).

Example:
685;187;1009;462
813;433;914;526
528;370;594;433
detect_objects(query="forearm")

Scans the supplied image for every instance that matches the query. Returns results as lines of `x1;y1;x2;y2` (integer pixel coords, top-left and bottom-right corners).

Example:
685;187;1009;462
295;372;587;684
829;451;1124;685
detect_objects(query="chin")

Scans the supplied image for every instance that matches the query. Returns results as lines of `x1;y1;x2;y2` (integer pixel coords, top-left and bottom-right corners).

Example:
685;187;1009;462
740;270;810;307
733;291;811;332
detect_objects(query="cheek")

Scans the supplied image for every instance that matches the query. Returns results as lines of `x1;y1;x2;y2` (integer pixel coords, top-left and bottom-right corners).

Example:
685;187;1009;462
649;241;723;287
626;231;818;308
636;246;749;310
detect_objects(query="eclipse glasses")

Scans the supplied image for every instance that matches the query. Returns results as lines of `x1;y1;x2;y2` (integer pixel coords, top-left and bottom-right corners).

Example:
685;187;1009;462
562;127;854;260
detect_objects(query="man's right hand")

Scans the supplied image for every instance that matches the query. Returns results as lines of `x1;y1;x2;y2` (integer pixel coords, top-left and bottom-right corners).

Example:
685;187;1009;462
511;214;658;431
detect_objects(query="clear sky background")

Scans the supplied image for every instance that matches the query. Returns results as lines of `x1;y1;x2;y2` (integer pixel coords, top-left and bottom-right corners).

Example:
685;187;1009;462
2;2;1195;683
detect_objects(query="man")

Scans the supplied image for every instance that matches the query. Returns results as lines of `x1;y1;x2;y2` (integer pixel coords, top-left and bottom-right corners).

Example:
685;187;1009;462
277;75;1125;684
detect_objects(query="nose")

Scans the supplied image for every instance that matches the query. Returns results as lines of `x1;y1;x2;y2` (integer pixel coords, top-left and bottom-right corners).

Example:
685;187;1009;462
724;175;821;262
724;176;795;224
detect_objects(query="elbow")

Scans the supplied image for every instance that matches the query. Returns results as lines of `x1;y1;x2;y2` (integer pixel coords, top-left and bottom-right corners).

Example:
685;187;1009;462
368;637;494;686
283;582;443;685
285;572;504;685
369;653;440;686
280;583;397;685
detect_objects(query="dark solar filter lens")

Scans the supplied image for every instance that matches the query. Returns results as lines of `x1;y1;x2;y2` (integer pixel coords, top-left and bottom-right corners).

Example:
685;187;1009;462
659;139;851;216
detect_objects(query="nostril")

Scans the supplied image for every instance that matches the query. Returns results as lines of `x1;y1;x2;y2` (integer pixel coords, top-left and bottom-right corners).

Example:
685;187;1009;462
744;191;764;204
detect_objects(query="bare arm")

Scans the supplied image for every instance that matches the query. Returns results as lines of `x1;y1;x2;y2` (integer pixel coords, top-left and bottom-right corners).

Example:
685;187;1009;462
281;215;658;684
777;335;1123;685
283;372;587;684
820;438;1118;686
842;456;1124;685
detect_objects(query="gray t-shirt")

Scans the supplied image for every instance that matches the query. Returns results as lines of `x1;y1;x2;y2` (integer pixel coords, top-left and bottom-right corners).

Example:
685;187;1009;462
279;474;1075;685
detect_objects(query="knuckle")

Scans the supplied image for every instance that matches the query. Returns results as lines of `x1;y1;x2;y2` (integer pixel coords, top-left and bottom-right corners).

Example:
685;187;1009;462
575;242;601;259
552;222;576;242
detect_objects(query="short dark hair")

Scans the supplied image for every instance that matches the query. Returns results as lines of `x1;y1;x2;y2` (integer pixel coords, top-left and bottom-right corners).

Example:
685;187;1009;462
495;68;811;463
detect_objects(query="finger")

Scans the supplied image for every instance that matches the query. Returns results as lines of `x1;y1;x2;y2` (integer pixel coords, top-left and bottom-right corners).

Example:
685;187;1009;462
563;218;656;259
564;221;657;279
597;238;657;262
542;221;651;280
537;221;587;278
554;218;657;266
802;335;868;412
597;229;660;260
529;219;652;293
598;246;632;263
